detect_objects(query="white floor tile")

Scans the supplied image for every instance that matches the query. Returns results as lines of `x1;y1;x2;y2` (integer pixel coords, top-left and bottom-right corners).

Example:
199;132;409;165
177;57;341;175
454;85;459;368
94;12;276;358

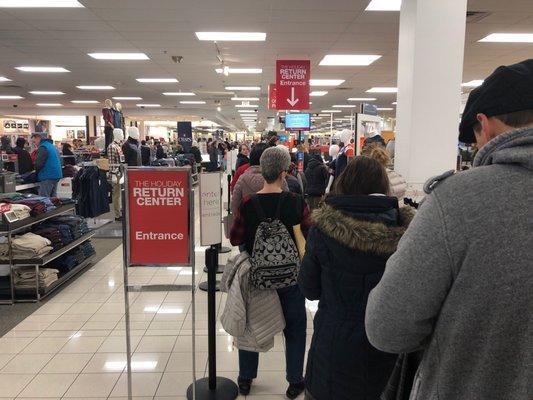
21;338;68;354
135;336;176;353
97;336;141;353
110;372;163;397
63;373;120;398
0;338;33;354
1;353;52;374
18;373;77;398
59;336;106;354
41;353;93;373
0;373;34;397
155;372;193;397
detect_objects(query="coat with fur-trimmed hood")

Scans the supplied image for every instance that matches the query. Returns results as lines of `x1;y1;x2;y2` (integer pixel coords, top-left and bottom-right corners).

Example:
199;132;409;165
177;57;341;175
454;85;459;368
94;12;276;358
298;194;414;400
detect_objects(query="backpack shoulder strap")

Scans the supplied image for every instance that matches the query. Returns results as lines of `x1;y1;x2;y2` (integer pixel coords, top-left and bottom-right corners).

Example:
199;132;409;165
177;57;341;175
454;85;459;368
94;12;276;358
250;194;267;221
274;192;287;220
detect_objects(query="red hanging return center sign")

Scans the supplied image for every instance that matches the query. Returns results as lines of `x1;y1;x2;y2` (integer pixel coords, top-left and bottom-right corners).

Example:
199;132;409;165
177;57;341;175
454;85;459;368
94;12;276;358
126;168;190;265
276;60;310;110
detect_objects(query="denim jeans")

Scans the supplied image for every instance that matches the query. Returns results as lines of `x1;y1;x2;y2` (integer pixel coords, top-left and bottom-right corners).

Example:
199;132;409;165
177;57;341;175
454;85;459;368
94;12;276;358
239;284;307;384
38;179;59;197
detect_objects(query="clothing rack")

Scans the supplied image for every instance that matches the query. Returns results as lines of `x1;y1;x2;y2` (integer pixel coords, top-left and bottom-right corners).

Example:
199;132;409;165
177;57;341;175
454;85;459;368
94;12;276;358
0;204;95;303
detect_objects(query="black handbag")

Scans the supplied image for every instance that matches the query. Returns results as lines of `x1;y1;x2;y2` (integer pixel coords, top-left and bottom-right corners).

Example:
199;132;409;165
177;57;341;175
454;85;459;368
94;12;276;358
380;352;423;400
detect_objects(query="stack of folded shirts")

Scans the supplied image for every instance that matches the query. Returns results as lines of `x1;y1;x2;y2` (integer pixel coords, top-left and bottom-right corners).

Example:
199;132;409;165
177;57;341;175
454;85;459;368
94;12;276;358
41;223;74;245
49;215;84;239
13;267;59;289
0;233;53;260
53;247;85;272
33;227;63;251
0;203;31;221
79;241;96;258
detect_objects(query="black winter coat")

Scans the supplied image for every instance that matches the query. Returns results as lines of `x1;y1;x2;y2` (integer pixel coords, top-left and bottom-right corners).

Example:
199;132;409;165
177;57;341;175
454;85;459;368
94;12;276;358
12;145;34;174
140;145;151;166
304;157;329;196
299;195;414;400
122;137;141;167
235;153;249;171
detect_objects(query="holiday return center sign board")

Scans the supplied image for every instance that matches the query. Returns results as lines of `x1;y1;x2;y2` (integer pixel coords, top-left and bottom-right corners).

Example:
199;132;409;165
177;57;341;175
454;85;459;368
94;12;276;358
127;169;190;265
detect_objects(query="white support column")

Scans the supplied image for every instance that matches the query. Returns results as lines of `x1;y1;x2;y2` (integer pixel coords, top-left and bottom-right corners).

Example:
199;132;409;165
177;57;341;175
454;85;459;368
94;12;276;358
395;0;467;186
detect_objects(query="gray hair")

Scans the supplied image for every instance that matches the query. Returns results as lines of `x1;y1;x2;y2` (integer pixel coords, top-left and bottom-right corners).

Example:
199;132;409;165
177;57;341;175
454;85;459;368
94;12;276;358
260;146;291;183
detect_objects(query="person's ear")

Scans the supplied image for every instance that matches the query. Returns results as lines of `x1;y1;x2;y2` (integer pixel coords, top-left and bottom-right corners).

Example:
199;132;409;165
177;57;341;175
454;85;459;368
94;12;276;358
475;113;492;144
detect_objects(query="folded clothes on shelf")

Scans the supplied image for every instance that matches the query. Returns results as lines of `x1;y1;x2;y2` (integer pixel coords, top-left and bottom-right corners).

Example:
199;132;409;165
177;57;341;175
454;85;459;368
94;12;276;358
13;267;59;289
32;227;64;251
0;203;31;220
0;232;53;260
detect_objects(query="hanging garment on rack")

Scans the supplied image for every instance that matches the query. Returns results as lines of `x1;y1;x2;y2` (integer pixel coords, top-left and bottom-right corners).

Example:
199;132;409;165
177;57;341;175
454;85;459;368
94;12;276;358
72;166;111;218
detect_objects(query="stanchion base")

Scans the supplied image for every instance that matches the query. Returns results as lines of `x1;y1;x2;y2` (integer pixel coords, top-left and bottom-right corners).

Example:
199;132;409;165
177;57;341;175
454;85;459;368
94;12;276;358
199;281;220;292
218;246;231;254
203;265;225;274
186;377;239;400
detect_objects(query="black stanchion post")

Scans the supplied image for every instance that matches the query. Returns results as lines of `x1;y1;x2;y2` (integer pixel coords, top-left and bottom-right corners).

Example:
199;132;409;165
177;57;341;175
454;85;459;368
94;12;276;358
187;246;238;400
227;174;231;214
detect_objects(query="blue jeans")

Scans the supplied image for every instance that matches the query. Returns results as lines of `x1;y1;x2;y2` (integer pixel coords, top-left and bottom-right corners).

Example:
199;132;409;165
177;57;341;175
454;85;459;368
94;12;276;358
38;179;59;197
239;284;307;384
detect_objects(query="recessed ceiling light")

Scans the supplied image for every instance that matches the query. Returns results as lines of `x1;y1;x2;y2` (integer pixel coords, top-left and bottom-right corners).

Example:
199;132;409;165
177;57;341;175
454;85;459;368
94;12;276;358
37;103;62;107
137;78;179;83
479;33;533;43
377;107;394;111
137;104;161;108
180;101;206;104
225;86;261;91
365;0;401;11
235;104;259;108
215;67;262;74
88;53;149;60
0;95;23;99
392;101;397;105
347;97;377;101
238;110;257;113
16;66;69;73
0;0;83;7
77;85;115;90
310;91;328;97
321;109;342;113
462;80;484;88
0;76;11;82
333;105;357;108
366;87;398;93
163;92;195;96
29;91;64;95
113;96;142;100
310;79;345;87
71;100;99;104
231;97;260;101
319;55;382;66
196;32;266;41
240;114;257;117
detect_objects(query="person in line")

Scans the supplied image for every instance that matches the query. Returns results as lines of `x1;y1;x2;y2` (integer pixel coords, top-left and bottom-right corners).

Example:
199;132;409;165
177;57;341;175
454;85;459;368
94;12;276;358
299;156;413;400
230;146;310;399
385;137;395;162
140;140;151;166
304;149;329;210
189;140;202;164
32;132;63;197
286;151;307;195
207;140;219;171
122;127;141;167
154;140;166;160
0;136;13;153
363;143;407;200
235;143;250;171
334;130;355;179
12;137;33;175
365;59;532;400
108;128;124;221
62;142;76;166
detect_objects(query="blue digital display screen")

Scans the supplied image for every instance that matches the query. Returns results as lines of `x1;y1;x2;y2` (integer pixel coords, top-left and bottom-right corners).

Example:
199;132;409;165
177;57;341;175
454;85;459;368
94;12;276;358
285;113;310;131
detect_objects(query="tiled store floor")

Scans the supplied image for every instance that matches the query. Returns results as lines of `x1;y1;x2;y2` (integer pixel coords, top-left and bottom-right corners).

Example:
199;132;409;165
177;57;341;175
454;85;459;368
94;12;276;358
0;240;316;400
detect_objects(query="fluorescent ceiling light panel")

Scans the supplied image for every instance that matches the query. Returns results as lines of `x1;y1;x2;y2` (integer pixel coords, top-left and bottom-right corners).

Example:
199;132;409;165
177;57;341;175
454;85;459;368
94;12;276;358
215;68;262;74
163;92;195;96
0;0;83;7
319;55;381;66
348;97;377;101
77;85;115;90
310;79;345;87
16;66;69;73
333;105;357;108
180;101;206;104
137;78;178;83
113;96;142;100
462;80;484;88
196;32;266;41
0;76;11;82
225;86;261;91
71;100;99;104
0;95;23;99
238;110;256;113
137;104;161;107
377;107;394;111
365;0;401;11
89;53;149;60
321;109;342;113
231;97;259;101
235;104;259;108
366;87;398;93
310;91;328;97
479;33;533;43
29;91;64;95
37;103;62;107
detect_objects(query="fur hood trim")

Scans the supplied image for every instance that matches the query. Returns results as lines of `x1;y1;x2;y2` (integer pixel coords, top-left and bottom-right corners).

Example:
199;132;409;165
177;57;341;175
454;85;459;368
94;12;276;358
312;204;415;256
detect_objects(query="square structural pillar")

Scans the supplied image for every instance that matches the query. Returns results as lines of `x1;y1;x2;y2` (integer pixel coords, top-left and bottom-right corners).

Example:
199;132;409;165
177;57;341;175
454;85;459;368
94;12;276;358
395;0;467;186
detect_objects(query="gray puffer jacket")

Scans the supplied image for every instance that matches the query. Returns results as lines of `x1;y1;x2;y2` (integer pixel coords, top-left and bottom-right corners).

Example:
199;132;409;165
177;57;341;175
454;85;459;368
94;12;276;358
220;252;285;353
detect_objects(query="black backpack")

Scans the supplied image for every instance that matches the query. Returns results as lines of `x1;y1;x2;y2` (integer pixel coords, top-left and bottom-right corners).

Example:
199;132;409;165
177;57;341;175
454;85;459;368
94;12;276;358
249;192;300;289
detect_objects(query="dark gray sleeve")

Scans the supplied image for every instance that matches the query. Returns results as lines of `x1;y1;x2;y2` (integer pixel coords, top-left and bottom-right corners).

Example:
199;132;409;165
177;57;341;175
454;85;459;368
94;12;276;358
34;146;48;172
298;228;322;300
365;192;454;353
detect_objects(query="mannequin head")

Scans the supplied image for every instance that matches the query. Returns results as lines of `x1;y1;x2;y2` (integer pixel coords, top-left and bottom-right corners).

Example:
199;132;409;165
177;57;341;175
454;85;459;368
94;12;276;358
127;126;140;140
94;136;105;151
329;143;340;159
104;99;113;108
115;102;122;112
113;128;124;142
340;129;353;146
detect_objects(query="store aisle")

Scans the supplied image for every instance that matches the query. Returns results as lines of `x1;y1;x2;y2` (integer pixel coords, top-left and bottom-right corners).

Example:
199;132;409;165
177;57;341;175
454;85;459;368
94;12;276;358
0;224;316;400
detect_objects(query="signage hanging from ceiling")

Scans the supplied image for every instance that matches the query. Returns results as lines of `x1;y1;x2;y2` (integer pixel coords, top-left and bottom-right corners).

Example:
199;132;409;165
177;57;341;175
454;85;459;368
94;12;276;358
268;83;277;110
177;121;192;152
276;60;310;110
